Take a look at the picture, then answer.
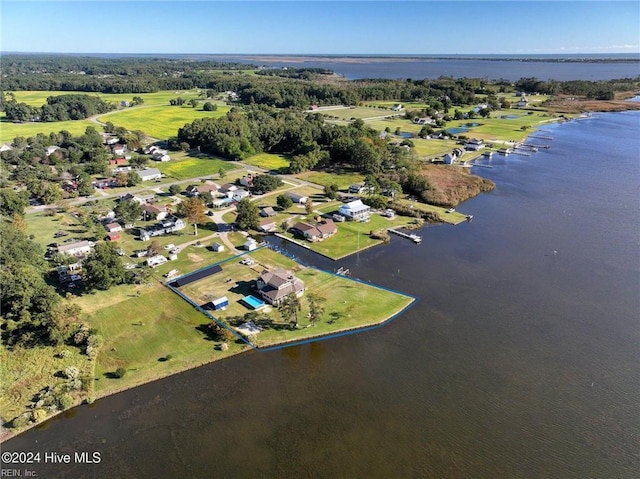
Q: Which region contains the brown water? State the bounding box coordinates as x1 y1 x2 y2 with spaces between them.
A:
4 112 640 478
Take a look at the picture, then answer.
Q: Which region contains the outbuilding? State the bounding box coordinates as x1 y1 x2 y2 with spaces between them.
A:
211 296 229 311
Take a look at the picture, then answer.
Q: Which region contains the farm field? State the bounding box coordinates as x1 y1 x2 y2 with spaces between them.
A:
174 247 415 348
0 118 95 144
96 104 231 140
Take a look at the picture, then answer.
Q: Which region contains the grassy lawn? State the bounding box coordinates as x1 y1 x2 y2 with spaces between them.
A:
155 153 238 180
295 171 365 190
320 106 399 120
393 198 469 225
411 138 461 158
88 283 247 396
95 104 230 139
281 206 416 259
243 153 290 172
174 247 415 348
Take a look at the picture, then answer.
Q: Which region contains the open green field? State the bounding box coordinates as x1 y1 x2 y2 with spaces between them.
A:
10 89 211 108
88 283 247 395
295 171 366 190
0 118 96 144
320 106 401 121
96 104 231 140
410 138 461 158
243 153 290 172
175 247 415 348
155 153 238 180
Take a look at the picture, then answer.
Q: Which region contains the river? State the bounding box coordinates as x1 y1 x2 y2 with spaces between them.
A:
4 111 639 478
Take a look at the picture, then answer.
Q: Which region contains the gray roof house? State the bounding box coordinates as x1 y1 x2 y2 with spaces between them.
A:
137 168 162 181
256 269 305 306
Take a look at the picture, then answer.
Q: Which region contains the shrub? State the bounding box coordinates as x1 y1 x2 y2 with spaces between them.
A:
32 409 47 423
11 413 31 429
58 394 74 410
63 366 79 380
114 368 127 378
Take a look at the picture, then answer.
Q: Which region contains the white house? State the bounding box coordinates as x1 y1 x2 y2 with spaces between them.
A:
391 104 403 111
137 168 162 181
232 188 250 202
338 200 371 222
104 222 123 233
218 183 238 198
516 96 528 108
243 238 258 251
210 242 225 252
146 254 168 268
152 149 171 162
286 192 308 204
57 240 94 257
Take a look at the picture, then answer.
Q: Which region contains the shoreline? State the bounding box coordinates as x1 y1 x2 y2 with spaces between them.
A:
4 107 637 443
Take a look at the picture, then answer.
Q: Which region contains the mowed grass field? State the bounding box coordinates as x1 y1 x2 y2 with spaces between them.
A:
155 152 239 180
0 118 96 144
88 283 247 396
96 104 231 139
176 247 415 348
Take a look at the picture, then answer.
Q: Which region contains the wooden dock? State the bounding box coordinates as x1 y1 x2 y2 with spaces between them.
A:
388 229 422 244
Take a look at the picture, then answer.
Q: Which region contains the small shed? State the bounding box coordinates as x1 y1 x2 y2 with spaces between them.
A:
210 242 225 252
211 296 229 311
106 232 121 241
244 238 258 251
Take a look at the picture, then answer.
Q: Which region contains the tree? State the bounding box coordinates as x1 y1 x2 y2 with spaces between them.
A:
324 183 338 200
0 189 28 217
276 194 293 210
146 240 161 257
278 292 302 328
114 172 128 187
168 184 182 195
114 199 143 225
129 154 149 168
203 102 217 111
179 142 190 152
306 293 326 327
188 99 199 108
126 171 141 187
235 197 259 230
83 242 127 291
304 197 314 215
252 174 283 192
218 168 226 180
177 197 207 235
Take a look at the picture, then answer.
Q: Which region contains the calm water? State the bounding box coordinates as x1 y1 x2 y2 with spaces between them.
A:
5 112 640 478
211 54 640 81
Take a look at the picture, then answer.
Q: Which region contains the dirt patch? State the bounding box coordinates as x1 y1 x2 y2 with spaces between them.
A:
188 253 204 263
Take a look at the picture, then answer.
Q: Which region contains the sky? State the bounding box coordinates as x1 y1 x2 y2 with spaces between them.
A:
1 1 639 55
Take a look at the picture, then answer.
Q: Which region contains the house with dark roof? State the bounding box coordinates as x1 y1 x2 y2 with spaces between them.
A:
143 204 169 221
186 183 219 198
256 269 305 306
260 206 276 217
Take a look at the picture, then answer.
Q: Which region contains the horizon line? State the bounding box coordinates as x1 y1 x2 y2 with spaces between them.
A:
2 51 639 57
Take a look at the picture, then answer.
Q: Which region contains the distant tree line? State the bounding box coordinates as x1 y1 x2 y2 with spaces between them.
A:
515 77 639 100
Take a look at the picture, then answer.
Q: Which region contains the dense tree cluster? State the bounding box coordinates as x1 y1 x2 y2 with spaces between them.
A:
514 77 638 100
0 223 69 347
3 93 114 122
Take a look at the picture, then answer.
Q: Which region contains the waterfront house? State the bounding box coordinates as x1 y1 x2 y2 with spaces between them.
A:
244 238 258 251
137 168 162 182
256 269 305 306
259 219 278 233
465 138 484 151
292 219 337 242
338 200 371 222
